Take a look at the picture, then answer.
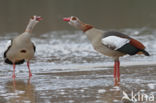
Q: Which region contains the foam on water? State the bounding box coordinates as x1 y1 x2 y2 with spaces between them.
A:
33 29 156 66
0 28 156 66
0 28 155 75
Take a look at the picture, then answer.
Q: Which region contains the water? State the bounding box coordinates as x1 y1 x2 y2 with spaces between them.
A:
0 27 156 103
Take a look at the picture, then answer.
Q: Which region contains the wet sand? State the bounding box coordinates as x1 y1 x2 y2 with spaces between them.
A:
0 64 155 103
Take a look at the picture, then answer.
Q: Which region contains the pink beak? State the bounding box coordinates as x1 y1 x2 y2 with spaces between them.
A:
63 17 71 21
36 16 43 21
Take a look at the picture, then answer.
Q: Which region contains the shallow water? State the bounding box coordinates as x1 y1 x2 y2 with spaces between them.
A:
0 28 156 103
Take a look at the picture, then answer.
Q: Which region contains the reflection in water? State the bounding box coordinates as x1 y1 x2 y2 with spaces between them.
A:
5 78 36 103
0 97 7 103
99 86 121 103
0 64 155 103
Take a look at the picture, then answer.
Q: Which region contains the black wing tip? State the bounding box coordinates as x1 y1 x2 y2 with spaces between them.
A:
4 58 25 65
4 58 13 64
142 50 150 56
117 43 139 55
32 42 36 52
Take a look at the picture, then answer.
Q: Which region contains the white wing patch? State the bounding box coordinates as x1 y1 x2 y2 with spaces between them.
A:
102 36 130 50
4 40 12 51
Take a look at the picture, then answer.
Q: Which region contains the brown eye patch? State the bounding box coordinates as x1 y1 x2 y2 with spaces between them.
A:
31 16 34 19
72 17 77 20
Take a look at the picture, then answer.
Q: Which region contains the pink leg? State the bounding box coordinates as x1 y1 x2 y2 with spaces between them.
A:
12 64 16 79
27 61 32 77
114 58 120 86
116 60 120 82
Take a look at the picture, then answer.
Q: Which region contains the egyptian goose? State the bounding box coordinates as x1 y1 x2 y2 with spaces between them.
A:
4 15 42 78
63 16 150 86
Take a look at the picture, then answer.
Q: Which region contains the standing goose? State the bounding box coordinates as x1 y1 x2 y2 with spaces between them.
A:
4 15 42 78
63 16 150 86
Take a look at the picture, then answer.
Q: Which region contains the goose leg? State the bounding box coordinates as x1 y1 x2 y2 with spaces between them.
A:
27 61 32 77
12 64 16 79
116 60 120 82
114 58 120 86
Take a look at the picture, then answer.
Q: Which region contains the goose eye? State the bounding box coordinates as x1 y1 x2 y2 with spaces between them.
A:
72 17 77 20
31 16 34 19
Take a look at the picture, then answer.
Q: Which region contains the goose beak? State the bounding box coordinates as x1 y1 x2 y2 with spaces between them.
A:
63 17 71 22
36 16 43 21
